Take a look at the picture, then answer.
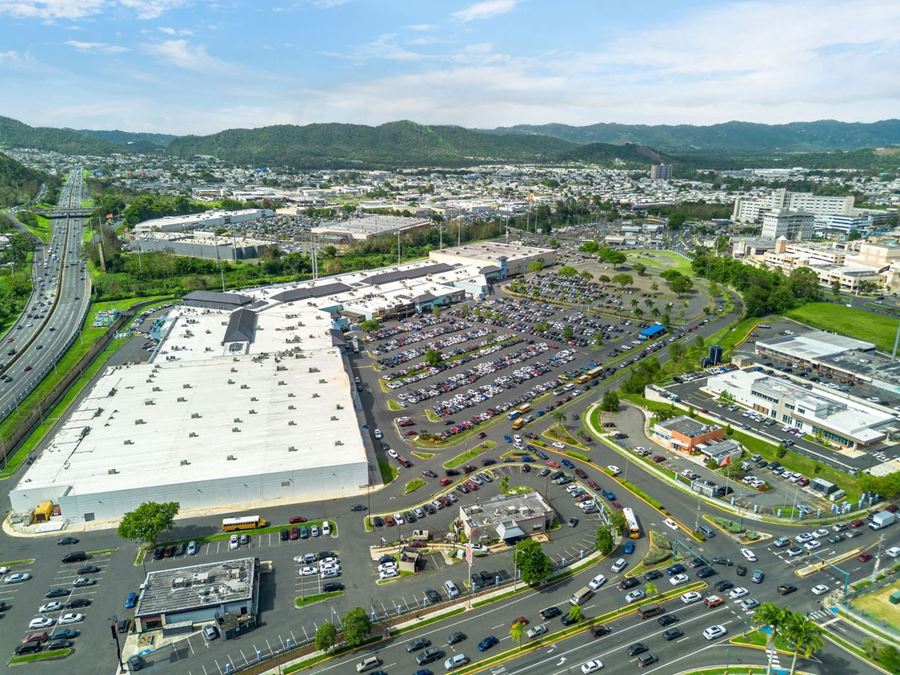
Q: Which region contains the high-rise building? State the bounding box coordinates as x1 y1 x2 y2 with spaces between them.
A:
760 209 814 240
732 188 855 224
650 164 672 180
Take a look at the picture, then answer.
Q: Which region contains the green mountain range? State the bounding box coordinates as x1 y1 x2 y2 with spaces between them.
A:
76 129 177 152
166 120 662 168
490 119 900 153
0 115 120 155
0 152 46 207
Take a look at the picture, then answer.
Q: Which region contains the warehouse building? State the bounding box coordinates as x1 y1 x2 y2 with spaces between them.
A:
131 230 274 260
704 369 897 450
132 209 273 234
133 557 259 637
428 241 557 278
11 247 553 525
311 215 431 243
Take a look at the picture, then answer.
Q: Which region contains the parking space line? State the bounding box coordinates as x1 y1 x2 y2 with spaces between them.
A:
239 649 248 666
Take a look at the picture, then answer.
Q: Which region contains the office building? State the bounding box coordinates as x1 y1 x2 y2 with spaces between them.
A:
652 416 724 452
732 189 855 224
761 210 814 241
650 164 673 180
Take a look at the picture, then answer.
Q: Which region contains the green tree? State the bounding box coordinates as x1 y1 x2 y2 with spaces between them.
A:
611 273 633 289
600 390 620 412
593 332 603 347
341 607 372 647
562 326 574 340
705 457 719 470
858 471 900 500
315 621 338 653
558 265 578 277
598 274 611 284
776 444 787 459
566 604 582 623
609 510 627 537
359 319 381 333
424 348 443 367
644 581 658 597
831 279 842 298
784 613 824 675
515 539 553 586
499 474 510 494
876 645 900 673
633 262 647 275
117 501 180 547
753 603 792 674
594 525 614 555
527 259 544 273
510 619 526 648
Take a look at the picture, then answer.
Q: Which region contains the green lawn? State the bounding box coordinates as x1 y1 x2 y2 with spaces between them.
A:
378 457 398 484
8 647 72 664
624 249 693 276
786 302 898 352
849 580 900 627
294 590 344 608
404 478 426 494
21 213 52 242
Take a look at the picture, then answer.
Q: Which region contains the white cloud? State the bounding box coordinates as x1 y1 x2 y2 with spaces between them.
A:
65 40 129 53
324 33 424 63
159 26 193 35
145 39 230 72
405 23 435 32
0 0 186 20
452 0 517 23
310 0 350 7
0 49 49 72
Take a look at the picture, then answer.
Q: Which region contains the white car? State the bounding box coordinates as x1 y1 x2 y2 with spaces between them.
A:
322 522 331 536
607 465 621 476
393 513 405 526
0 566 9 576
811 584 829 596
669 573 689 586
795 532 814 544
611 558 628 573
703 624 728 640
229 535 239 550
581 659 604 673
886 546 900 558
5 572 31 584
387 448 398 459
320 562 341 572
813 528 829 539
319 556 339 566
681 591 702 604
740 548 757 562
803 540 821 552
299 566 319 576
373 429 383 440
526 624 548 639
740 598 760 611
624 590 645 603
379 569 399 580
57 613 84 625
552 442 566 449
39 602 64 613
29 616 55 629
588 574 607 590
663 518 678 531
728 587 748 599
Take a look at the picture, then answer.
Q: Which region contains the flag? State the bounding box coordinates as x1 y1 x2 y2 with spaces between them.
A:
465 543 473 566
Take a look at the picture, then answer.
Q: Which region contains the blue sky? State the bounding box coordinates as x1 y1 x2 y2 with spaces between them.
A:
0 0 897 134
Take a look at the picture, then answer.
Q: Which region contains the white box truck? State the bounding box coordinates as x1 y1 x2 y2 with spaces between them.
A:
869 511 896 530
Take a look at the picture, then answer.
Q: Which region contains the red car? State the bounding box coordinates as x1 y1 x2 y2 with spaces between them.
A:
652 455 666 463
587 480 600 490
289 527 299 540
462 465 477 474
857 552 873 563
884 504 898 513
289 516 307 524
546 460 561 468
512 616 529 626
849 519 865 528
384 515 395 527
439 478 453 486
575 468 588 479
477 432 487 439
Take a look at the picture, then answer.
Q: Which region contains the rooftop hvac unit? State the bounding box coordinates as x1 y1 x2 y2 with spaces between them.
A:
308 367 320 373
312 392 320 398
152 386 161 392
278 381 286 386
288 420 296 426
330 415 338 421
232 427 241 433
231 367 237 373
249 410 257 415
183 383 192 389
336 404 343 410
288 446 297 452
123 440 134 445
288 392 295 398
191 413 201 419
108 468 119 474
318 378 326 384
288 404 295 410
334 440 343 446
134 419 145 425
189 432 198 438
251 396 258 402
233 417 242 423
228 379 235 384
180 460 191 466
177 397 186 402
240 384 249 390
227 454 237 461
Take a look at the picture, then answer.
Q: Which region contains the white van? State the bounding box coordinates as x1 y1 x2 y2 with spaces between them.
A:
443 580 460 599
570 586 594 606
356 655 382 672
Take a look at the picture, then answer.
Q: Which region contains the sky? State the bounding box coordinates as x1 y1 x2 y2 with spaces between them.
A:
0 0 898 135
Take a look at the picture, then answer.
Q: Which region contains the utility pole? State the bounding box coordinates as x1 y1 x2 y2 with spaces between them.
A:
871 533 885 583
439 221 443 250
397 230 401 265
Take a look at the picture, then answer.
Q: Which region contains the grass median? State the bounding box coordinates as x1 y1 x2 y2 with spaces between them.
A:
294 590 344 608
442 441 495 469
404 479 426 494
8 647 72 665
378 458 398 484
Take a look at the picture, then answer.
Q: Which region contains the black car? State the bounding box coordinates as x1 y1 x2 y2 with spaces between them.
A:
539 606 561 620
778 584 797 595
50 628 79 640
736 565 747 577
447 631 466 645
637 653 659 667
117 618 131 634
712 556 733 566
47 638 74 650
619 577 640 590
628 643 648 657
666 563 686 576
372 516 384 527
57 537 79 545
687 557 706 569
407 637 431 652
77 565 101 575
317 551 335 561
444 469 460 477
322 582 344 593
279 529 290 541
481 458 497 466
350 504 367 512
696 566 716 579
152 547 165 560
643 570 663 581
657 614 679 626
561 612 579 626
662 628 684 641
714 580 734 592
66 598 91 609
591 625 611 638
416 646 444 666
425 589 441 605
45 588 71 598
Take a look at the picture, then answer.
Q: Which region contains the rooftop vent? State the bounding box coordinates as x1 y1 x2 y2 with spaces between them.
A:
189 432 198 438
134 419 145 425
123 440 134 445
177 397 186 402
191 412 201 419
227 454 237 461
180 459 191 466
108 468 119 475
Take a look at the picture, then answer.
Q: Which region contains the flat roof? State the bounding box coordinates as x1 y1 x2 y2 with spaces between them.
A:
429 241 555 263
461 492 552 530
756 330 874 360
136 557 256 617
655 415 719 438
183 290 253 307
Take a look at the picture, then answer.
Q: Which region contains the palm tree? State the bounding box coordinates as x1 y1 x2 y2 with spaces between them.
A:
509 619 525 648
644 581 658 597
753 603 792 675
551 411 566 437
567 604 582 623
784 614 824 675
630 298 639 309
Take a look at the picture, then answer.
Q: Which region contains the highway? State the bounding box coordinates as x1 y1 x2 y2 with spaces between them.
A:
0 170 91 427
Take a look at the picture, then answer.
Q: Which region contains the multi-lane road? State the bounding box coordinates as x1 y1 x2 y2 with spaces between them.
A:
0 170 91 426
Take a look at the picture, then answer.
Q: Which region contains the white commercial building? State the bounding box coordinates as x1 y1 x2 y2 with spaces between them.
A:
311 215 431 242
10 245 546 525
732 189 855 224
704 369 897 450
428 241 557 278
132 209 274 234
760 210 814 241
